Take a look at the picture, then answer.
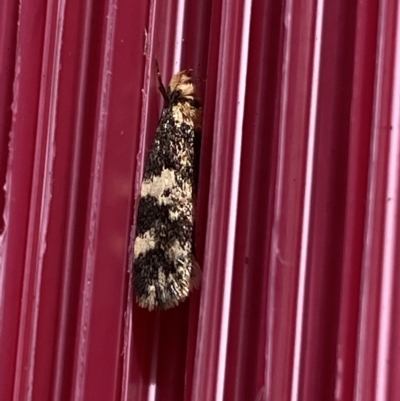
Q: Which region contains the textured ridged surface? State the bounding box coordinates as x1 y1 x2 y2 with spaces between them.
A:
0 0 399 400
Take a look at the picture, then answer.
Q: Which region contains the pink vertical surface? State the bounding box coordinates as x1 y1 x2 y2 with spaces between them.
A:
1 0 399 400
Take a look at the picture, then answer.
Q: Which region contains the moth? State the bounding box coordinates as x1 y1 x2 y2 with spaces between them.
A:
133 62 202 310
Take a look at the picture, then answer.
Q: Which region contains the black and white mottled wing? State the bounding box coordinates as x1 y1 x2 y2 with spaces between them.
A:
133 69 202 310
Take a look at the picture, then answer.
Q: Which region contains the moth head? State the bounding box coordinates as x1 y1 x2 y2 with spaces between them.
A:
168 70 201 106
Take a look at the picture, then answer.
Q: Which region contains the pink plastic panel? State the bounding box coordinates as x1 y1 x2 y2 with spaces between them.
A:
1 0 399 400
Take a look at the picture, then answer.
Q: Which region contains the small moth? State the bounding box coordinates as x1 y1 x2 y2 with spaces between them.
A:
133 62 202 310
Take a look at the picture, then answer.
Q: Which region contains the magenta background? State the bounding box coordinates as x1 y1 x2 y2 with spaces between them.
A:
1 0 399 400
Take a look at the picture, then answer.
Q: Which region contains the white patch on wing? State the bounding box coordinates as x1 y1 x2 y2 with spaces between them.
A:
140 169 180 205
134 230 156 258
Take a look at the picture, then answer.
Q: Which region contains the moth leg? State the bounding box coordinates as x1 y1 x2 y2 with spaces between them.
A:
155 58 169 105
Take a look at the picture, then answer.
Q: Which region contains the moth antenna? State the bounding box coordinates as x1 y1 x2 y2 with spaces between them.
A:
154 58 168 105
191 75 206 83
